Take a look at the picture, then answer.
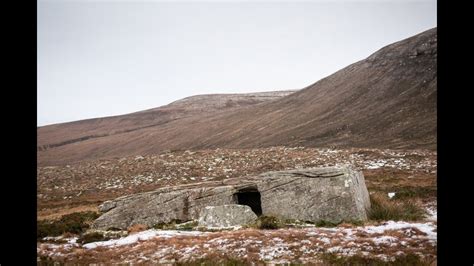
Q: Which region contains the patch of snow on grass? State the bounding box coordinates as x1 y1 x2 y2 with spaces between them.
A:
372 236 398 246
208 238 229 245
259 243 292 262
83 230 207 249
318 237 331 244
365 160 386 169
42 236 64 241
425 207 437 221
327 246 358 256
362 221 437 240
67 237 78 244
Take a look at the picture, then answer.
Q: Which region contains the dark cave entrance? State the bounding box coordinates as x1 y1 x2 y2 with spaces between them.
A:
234 187 262 216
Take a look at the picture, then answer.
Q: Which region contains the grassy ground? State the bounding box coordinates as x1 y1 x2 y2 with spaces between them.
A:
37 147 436 213
37 148 437 264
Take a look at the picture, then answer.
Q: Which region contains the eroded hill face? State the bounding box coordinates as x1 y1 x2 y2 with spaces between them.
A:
38 28 436 166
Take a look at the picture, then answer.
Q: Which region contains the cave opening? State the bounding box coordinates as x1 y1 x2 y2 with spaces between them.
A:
234 188 262 216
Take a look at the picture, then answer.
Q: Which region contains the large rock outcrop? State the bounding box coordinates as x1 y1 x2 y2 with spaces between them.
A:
92 166 370 230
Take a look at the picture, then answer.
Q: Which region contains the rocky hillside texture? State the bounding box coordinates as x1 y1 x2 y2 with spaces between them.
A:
91 166 370 230
38 28 436 167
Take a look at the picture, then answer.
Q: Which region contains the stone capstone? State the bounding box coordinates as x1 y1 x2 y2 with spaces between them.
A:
198 204 258 228
92 166 370 230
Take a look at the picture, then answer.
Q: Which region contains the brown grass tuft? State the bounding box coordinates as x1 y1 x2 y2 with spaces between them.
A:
368 193 427 221
127 224 149 233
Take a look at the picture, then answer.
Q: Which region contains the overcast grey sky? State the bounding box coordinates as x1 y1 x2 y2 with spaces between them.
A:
37 0 436 126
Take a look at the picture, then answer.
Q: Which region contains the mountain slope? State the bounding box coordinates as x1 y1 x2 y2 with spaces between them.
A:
38 28 436 166
37 90 296 151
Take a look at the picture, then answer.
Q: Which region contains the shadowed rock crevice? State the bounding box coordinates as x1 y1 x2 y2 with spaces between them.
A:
234 189 262 216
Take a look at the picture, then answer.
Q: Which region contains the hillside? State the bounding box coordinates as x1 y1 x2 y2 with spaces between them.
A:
37 91 295 152
38 28 436 166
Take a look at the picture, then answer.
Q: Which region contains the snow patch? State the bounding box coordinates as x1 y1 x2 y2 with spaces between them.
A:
365 160 386 169
372 236 398 246
362 221 437 240
83 230 207 249
425 206 437 221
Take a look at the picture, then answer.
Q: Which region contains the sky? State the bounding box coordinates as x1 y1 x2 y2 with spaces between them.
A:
37 0 437 126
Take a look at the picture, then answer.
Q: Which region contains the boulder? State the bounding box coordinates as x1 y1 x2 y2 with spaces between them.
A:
92 166 370 230
198 204 258 228
92 185 236 230
256 167 370 223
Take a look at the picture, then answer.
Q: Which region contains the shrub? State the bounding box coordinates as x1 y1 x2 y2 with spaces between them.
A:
127 224 148 233
400 201 429 221
393 186 437 199
368 194 427 221
37 211 100 240
77 232 110 244
176 221 198 231
38 255 63 266
153 219 185 230
315 220 340 227
345 220 365 226
152 220 197 231
313 219 364 228
176 256 249 266
255 216 281 229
